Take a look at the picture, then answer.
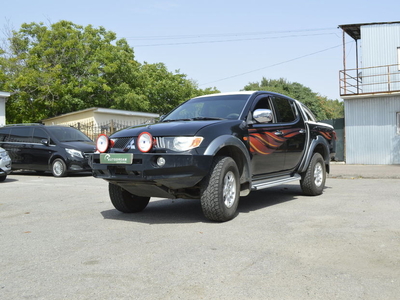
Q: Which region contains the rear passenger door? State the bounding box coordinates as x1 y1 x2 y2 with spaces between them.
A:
7 127 33 169
270 96 306 171
29 128 53 171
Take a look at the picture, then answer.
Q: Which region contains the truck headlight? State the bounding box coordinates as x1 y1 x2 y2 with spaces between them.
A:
163 136 203 152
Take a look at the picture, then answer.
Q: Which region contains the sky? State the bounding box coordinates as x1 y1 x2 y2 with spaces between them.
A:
1 0 400 101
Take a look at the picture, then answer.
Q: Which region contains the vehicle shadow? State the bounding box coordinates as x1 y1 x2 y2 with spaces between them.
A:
101 184 302 225
10 170 92 177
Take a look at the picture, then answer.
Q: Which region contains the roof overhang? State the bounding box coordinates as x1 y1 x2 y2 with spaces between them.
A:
42 107 159 122
0 91 11 98
338 21 400 40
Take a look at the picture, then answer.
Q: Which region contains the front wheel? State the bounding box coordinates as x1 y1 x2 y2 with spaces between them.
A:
300 152 326 196
109 183 150 213
0 175 6 182
200 156 240 222
52 158 67 177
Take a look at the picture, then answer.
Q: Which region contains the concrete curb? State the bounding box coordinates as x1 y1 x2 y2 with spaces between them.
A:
328 163 400 179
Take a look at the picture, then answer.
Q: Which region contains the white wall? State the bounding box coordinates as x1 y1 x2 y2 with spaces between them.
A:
0 97 6 126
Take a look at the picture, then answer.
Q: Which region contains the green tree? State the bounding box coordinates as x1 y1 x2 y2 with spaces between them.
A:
243 77 343 120
0 21 217 123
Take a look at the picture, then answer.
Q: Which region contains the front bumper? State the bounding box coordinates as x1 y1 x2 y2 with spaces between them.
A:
65 154 93 173
0 157 12 176
90 152 213 193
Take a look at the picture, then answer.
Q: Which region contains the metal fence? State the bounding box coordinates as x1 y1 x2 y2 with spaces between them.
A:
67 119 157 140
321 118 345 162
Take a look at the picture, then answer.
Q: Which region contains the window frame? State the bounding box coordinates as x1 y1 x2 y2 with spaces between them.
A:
397 112 400 135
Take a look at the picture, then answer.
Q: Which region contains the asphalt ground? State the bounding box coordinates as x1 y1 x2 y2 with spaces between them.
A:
1 166 399 300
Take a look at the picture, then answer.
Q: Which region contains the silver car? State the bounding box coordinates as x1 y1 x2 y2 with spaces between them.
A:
0 147 12 182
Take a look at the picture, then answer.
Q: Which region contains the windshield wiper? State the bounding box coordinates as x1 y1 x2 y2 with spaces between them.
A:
161 118 192 122
162 117 224 122
190 117 224 120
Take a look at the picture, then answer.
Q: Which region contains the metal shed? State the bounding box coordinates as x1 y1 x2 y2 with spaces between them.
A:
339 21 400 164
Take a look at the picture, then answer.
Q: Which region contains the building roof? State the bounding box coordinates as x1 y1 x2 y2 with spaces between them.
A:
42 107 159 122
339 21 400 40
0 91 11 98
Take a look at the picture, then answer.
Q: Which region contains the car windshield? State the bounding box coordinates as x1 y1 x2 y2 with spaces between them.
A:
162 94 250 122
47 127 92 142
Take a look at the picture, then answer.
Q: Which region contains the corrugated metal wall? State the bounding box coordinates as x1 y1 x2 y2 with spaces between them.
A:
361 23 400 93
345 95 400 164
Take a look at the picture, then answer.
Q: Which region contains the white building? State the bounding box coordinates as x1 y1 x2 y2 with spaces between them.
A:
0 91 11 126
339 21 400 164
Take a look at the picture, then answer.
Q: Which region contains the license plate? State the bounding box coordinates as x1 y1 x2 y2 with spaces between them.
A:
100 153 133 164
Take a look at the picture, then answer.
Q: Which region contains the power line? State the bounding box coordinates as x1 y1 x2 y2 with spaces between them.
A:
125 27 336 41
199 43 345 86
133 32 338 47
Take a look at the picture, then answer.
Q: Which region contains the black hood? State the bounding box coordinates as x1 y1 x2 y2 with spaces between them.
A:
111 120 222 138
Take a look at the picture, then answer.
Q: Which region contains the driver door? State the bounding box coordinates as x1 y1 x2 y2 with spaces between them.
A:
249 96 286 176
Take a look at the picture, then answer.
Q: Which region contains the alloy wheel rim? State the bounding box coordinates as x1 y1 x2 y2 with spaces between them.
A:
314 162 323 187
54 161 63 176
223 171 236 208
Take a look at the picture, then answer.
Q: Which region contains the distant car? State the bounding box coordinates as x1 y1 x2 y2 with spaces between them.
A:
0 147 12 182
0 124 96 177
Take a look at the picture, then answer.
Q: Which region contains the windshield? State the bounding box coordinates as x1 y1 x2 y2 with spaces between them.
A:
47 127 92 142
162 94 250 122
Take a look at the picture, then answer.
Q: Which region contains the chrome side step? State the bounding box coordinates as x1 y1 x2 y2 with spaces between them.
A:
251 174 301 191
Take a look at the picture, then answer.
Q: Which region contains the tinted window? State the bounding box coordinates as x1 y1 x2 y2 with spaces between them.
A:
46 127 92 142
272 97 297 123
9 127 33 143
32 128 49 143
253 97 271 110
0 128 11 142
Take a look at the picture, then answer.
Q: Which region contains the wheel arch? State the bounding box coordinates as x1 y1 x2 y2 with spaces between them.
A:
49 154 66 169
203 135 252 185
299 136 331 174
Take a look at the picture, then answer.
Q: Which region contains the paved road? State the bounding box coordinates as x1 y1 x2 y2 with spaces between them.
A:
1 172 399 299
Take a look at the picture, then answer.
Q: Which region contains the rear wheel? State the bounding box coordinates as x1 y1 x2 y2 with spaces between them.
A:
300 152 326 196
52 158 67 177
109 183 150 213
200 156 240 222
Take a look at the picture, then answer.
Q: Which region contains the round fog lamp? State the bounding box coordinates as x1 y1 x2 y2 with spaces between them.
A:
157 157 166 167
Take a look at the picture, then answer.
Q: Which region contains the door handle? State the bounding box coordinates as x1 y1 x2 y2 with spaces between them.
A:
299 129 305 134
274 131 283 136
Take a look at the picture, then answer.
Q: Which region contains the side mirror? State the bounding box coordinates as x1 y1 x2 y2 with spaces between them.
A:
253 109 273 123
41 139 49 146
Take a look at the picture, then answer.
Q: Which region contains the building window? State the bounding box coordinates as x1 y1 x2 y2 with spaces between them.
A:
397 112 400 135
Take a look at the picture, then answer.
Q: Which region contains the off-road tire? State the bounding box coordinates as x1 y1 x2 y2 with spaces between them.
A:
300 152 326 196
109 183 150 213
200 156 240 222
52 158 67 177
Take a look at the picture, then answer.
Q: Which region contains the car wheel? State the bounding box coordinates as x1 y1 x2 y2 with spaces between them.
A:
300 152 326 196
200 156 240 222
109 183 150 213
52 158 67 177
0 175 6 182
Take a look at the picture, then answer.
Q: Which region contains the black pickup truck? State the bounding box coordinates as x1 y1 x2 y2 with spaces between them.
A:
90 91 336 221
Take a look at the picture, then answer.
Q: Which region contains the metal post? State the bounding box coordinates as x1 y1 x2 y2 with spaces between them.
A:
356 40 359 94
342 30 347 95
